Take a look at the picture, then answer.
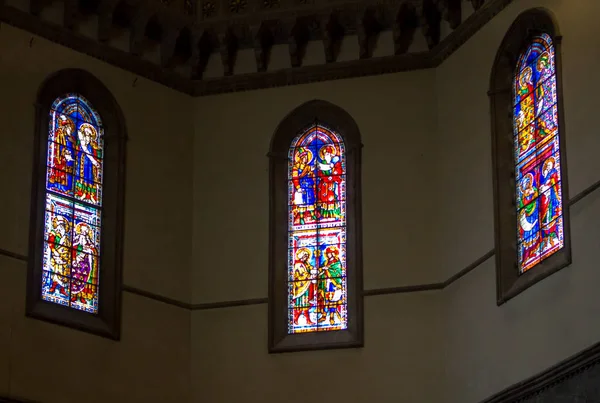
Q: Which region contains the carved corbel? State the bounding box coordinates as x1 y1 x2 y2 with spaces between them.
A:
420 0 442 50
320 14 343 64
63 0 78 30
129 6 154 56
161 22 186 68
393 2 418 55
441 0 462 29
356 12 368 59
250 23 274 73
470 0 485 11
288 26 300 68
98 0 120 43
29 0 53 16
285 17 309 68
183 0 195 16
190 28 210 79
218 28 238 76
198 30 217 79
357 6 383 60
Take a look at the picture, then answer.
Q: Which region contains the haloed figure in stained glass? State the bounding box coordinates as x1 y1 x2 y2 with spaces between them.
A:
42 94 103 314
75 123 102 204
514 33 564 272
317 145 343 220
291 248 317 326
46 215 72 297
291 148 316 225
47 115 76 193
518 171 540 264
288 124 347 334
539 157 561 249
71 223 98 304
317 246 344 326
516 66 535 155
535 52 552 109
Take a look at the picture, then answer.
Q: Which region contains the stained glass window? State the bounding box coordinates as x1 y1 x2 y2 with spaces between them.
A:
42 93 104 314
514 34 564 273
287 123 347 334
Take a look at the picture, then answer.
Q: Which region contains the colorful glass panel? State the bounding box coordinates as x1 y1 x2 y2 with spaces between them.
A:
42 94 103 313
514 34 564 273
287 124 347 333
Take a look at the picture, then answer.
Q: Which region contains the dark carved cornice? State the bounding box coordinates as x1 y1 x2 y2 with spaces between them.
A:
481 342 600 403
0 0 514 96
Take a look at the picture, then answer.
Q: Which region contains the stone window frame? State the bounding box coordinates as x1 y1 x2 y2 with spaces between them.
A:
489 8 571 305
27 69 127 339
268 100 364 353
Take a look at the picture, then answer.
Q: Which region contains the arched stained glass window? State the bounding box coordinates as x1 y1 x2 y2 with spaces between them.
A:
288 123 347 333
269 100 363 352
28 69 126 338
514 34 564 273
43 94 104 313
491 9 571 304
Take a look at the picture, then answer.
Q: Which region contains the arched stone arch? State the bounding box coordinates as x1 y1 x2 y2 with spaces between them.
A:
268 100 363 353
27 68 127 339
489 8 571 305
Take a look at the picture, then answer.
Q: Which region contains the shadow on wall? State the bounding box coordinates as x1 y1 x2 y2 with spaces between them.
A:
483 340 600 402
520 362 600 402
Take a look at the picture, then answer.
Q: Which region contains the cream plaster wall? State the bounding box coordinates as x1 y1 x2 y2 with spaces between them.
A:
191 291 442 403
192 69 439 302
191 68 443 402
1 0 599 402
192 1 600 403
436 0 600 402
0 24 192 403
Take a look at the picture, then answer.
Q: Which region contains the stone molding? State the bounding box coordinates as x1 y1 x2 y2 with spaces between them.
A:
0 0 514 95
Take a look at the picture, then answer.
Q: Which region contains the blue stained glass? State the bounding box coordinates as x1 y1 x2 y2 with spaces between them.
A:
42 94 103 314
287 124 348 333
513 34 564 273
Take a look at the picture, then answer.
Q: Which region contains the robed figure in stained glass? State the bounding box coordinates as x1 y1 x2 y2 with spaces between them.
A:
539 157 561 251
71 223 98 306
46 215 72 299
47 115 76 193
291 248 317 326
514 33 564 272
317 145 343 220
291 148 316 225
515 66 535 157
42 94 104 314
317 246 344 326
287 124 348 334
74 123 102 204
534 52 552 115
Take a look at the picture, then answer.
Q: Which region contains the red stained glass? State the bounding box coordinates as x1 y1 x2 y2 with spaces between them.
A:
42 94 102 313
514 34 564 273
287 124 348 333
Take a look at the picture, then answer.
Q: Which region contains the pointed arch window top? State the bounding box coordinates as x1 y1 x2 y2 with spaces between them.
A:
490 9 571 304
515 33 554 75
28 69 126 339
47 94 104 205
287 123 348 334
288 123 347 232
513 34 563 273
268 100 363 352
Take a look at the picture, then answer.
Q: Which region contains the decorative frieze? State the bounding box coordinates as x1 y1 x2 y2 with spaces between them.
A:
1 0 509 95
